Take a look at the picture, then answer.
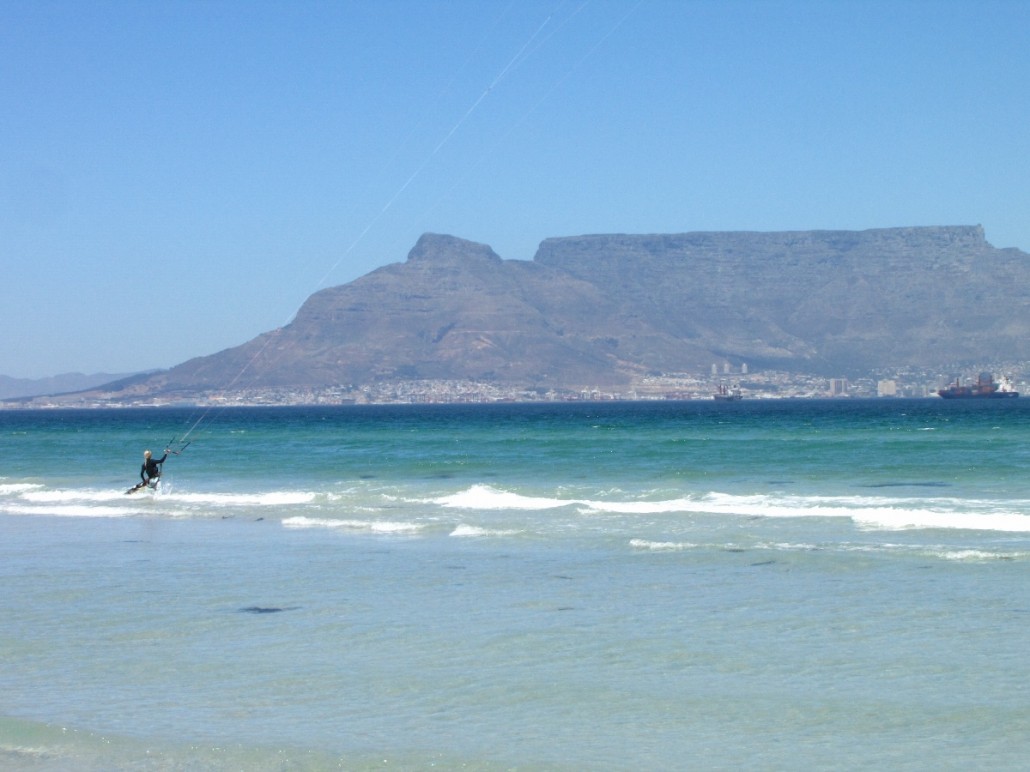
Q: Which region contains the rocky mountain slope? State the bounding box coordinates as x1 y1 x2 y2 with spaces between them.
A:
86 226 1030 398
535 225 1030 374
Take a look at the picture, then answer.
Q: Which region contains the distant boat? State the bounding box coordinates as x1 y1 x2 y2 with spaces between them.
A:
714 383 743 401
938 372 1018 399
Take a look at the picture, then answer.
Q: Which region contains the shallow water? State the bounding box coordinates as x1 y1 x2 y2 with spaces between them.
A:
1 401 1028 768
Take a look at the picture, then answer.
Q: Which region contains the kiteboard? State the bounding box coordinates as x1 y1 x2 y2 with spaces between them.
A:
125 479 160 495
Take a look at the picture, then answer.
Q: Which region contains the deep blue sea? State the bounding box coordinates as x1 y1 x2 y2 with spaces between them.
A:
1 400 1028 770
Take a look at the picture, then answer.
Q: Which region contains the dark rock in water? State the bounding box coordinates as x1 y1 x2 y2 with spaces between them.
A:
239 606 298 614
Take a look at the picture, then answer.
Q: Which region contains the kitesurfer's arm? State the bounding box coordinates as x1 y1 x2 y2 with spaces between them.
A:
140 463 148 483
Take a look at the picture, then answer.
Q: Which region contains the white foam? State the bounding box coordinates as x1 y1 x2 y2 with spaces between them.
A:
5 503 140 518
629 539 698 552
629 538 1027 562
0 483 42 495
450 524 522 538
753 541 821 552
624 491 1030 533
23 489 128 503
874 543 1027 561
171 491 316 507
434 485 1030 534
17 487 316 510
581 497 700 514
282 516 424 534
936 549 1019 562
434 484 581 510
851 508 1030 533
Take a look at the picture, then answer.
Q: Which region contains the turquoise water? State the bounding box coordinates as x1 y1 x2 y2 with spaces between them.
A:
1 401 1028 769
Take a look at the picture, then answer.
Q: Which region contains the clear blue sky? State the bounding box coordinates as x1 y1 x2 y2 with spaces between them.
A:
2 0 1028 379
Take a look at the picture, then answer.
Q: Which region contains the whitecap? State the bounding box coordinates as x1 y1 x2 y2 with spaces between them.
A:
434 484 581 511
0 482 43 495
936 549 1018 562
629 539 697 552
581 497 699 514
6 503 140 518
23 489 127 503
282 516 424 534
431 485 1030 534
851 508 1030 533
450 524 522 538
170 491 316 507
690 492 1030 533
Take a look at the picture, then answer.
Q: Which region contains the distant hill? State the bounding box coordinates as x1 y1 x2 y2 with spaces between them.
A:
38 226 1030 401
0 372 138 400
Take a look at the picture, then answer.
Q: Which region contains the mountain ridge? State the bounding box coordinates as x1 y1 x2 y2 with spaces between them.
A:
15 226 1030 402
0 372 141 400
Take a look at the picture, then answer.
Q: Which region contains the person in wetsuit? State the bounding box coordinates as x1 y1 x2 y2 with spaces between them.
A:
141 449 168 487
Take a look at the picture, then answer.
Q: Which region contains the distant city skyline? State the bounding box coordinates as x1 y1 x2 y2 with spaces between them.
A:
3 0 1029 378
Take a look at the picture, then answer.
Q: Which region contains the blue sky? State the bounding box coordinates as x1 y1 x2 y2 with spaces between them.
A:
2 0 1028 379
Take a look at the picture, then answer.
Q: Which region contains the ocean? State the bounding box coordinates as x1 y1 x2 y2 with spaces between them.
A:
1 400 1028 770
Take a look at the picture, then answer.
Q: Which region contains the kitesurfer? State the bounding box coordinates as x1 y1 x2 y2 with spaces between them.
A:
140 449 167 488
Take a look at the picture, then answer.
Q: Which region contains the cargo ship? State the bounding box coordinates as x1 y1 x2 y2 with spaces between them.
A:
937 372 1018 399
713 383 743 401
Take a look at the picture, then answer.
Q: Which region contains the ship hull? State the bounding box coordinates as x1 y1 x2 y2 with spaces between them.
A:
938 391 1019 399
937 372 1018 399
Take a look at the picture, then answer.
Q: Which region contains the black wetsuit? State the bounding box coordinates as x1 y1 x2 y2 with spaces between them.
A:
141 453 167 485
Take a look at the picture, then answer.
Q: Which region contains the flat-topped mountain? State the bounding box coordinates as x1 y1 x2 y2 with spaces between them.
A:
90 226 1030 398
534 225 1028 375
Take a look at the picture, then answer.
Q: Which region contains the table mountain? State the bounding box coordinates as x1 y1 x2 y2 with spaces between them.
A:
104 226 1030 397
